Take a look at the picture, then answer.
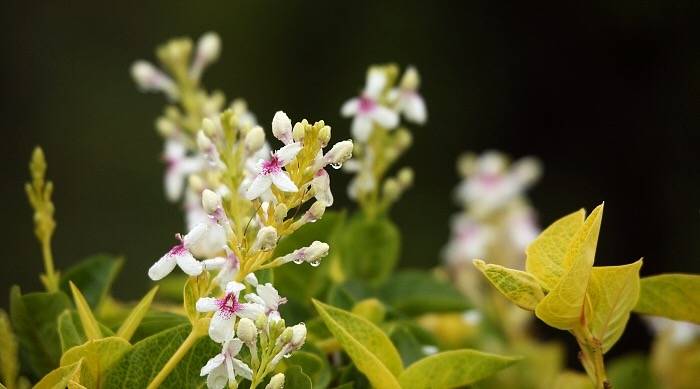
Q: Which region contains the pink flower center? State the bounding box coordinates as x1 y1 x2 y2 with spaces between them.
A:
261 155 282 175
358 96 376 113
169 243 187 256
478 173 503 188
217 293 239 318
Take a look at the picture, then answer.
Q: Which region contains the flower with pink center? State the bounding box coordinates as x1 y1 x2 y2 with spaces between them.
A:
245 142 302 200
163 139 204 202
245 283 288 323
200 338 253 389
196 281 264 343
341 69 399 142
148 233 203 280
443 216 493 266
388 66 427 124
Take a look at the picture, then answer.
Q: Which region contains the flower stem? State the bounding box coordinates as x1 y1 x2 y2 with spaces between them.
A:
40 239 59 293
147 325 206 389
573 327 610 389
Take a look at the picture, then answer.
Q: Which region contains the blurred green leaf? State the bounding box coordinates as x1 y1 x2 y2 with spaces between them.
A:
397 350 520 389
389 324 425 366
59 254 123 309
326 284 356 311
115 286 158 342
607 354 656 389
9 286 71 378
285 350 330 389
129 311 189 343
312 299 402 389
553 371 594 389
0 309 19 389
284 365 312 389
633 273 700 323
103 324 218 388
337 214 400 285
378 270 470 316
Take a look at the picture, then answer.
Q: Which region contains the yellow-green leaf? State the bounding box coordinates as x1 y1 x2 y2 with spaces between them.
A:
183 273 209 324
536 204 604 329
585 260 643 353
312 299 402 389
69 282 102 340
115 286 158 342
553 371 594 389
633 273 700 324
473 259 545 310
0 310 19 389
397 349 520 389
34 359 84 389
526 209 585 290
60 337 131 388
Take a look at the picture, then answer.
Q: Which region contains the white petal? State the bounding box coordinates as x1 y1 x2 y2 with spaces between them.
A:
257 283 282 308
404 94 427 124
236 303 264 320
275 142 302 166
202 257 226 270
224 338 244 357
245 273 258 287
340 98 359 116
312 170 333 206
351 115 373 142
231 358 253 380
268 311 282 323
270 171 298 192
225 281 246 296
244 293 265 306
200 353 225 376
205 363 228 389
176 250 203 276
184 222 227 259
245 174 272 200
272 111 293 144
209 311 236 343
371 106 399 129
196 297 219 313
147 251 177 280
164 169 185 202
365 69 387 99
164 139 186 159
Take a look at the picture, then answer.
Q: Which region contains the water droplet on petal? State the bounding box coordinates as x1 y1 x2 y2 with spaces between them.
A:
283 353 292 359
293 258 304 264
330 162 342 170
309 260 320 267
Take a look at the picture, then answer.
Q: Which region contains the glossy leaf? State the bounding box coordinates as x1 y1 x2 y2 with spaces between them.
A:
284 366 312 389
633 273 700 324
116 286 159 341
378 270 470 316
337 214 400 285
473 260 544 310
397 349 519 389
33 359 85 389
129 312 189 343
585 260 643 353
312 299 402 389
60 337 131 388
69 282 102 340
9 286 71 377
526 209 585 290
536 204 603 329
59 254 123 309
183 272 210 324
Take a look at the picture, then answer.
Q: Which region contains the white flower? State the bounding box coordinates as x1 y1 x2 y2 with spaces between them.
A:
245 143 302 200
272 111 294 145
163 139 204 202
508 209 539 251
184 189 209 231
148 232 203 280
343 151 376 199
131 60 178 99
341 69 399 142
204 247 240 290
245 283 288 323
443 216 492 266
196 281 265 343
388 66 427 124
200 338 253 389
184 219 227 259
312 140 354 171
265 373 285 389
252 226 278 252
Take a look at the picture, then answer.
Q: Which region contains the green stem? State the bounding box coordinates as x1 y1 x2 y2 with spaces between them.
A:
41 239 59 293
147 327 205 389
573 328 610 389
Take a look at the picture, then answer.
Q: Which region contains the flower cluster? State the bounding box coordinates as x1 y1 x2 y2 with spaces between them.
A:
443 151 541 304
340 64 426 217
133 33 352 388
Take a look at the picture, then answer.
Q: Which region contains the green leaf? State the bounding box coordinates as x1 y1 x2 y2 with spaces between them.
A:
284 366 312 389
397 350 519 389
526 209 585 290
69 282 102 340
0 309 19 389
378 270 470 316
60 337 131 388
129 312 189 343
607 354 656 389
337 214 400 285
183 272 210 324
536 204 604 330
9 286 71 377
274 212 345 303
473 260 544 310
116 286 159 342
103 324 218 388
389 324 426 366
285 350 331 389
311 299 402 389
326 285 357 311
60 254 123 309
633 273 700 323
33 359 85 389
57 310 83 353
585 260 643 353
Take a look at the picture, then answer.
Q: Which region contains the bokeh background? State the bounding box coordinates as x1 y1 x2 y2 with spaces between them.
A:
2 0 699 369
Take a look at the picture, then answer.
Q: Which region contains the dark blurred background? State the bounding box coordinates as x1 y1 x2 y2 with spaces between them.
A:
2 0 699 366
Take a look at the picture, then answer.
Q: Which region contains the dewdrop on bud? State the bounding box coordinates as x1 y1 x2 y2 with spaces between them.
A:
156 117 176 137
196 32 221 64
253 226 278 251
237 318 257 344
196 131 213 152
318 126 331 147
383 178 401 201
398 168 414 187
245 126 266 152
292 122 305 142
324 140 353 169
265 373 285 389
202 118 217 137
201 189 221 214
395 129 413 150
283 241 329 265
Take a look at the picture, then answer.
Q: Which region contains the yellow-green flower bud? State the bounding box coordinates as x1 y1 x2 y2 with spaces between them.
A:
292 122 305 142
237 318 257 344
398 167 414 188
318 125 331 147
202 118 217 137
245 125 266 152
201 189 221 214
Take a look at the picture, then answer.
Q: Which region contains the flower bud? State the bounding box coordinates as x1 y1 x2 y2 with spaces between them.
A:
303 201 326 223
318 125 331 147
290 323 306 348
255 313 267 330
245 125 266 152
253 226 278 252
401 66 420 91
394 129 412 150
272 111 293 144
278 327 293 345
383 178 401 201
265 373 285 389
196 130 213 152
202 118 217 137
282 241 329 265
156 117 176 137
188 175 205 192
397 167 414 188
196 32 221 64
131 60 177 99
237 318 257 344
292 122 305 142
201 189 221 214
323 140 353 168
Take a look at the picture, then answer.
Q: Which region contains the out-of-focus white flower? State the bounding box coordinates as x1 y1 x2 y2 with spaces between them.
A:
461 309 483 326
190 32 221 81
646 317 700 345
231 99 257 128
341 69 399 142
343 151 376 200
388 66 427 124
184 219 227 259
200 338 253 389
163 139 204 202
131 60 178 100
508 209 539 251
245 143 302 200
443 216 493 266
196 281 265 343
245 283 288 323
